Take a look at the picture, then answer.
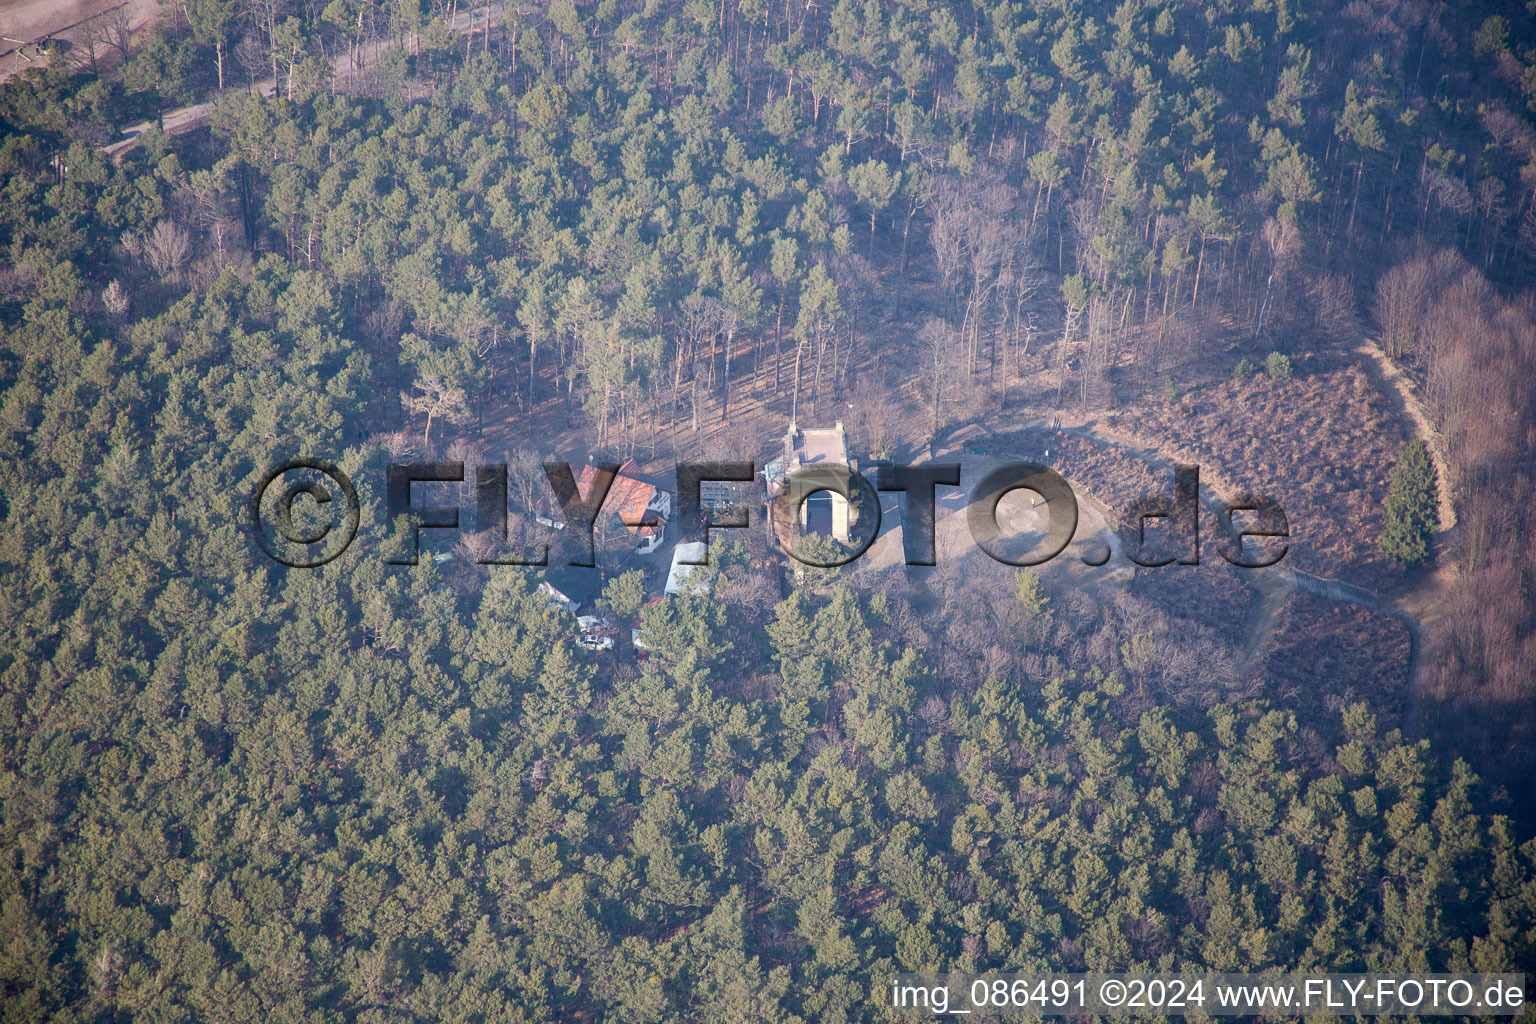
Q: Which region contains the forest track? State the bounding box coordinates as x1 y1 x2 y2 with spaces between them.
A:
1240 572 1290 666
1354 338 1457 531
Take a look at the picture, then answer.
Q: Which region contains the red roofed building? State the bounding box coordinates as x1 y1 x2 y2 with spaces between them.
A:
575 460 672 554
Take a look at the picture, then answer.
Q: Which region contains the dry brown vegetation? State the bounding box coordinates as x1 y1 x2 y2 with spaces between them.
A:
1259 593 1413 727
1127 562 1259 650
1000 428 1167 514
1107 361 1407 590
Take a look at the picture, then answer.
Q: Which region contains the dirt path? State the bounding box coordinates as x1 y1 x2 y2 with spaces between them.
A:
1354 338 1456 531
1239 573 1291 665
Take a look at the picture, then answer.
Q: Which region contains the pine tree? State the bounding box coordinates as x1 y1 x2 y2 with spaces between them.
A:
1379 440 1438 566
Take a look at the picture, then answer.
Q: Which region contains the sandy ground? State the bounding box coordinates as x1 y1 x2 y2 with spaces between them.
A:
857 451 1134 596
0 0 157 82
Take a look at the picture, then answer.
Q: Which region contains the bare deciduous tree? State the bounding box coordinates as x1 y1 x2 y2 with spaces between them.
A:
1253 217 1300 340
446 437 485 505
145 220 192 281
99 5 133 61
919 318 963 441
1375 258 1432 359
371 430 418 460
101 279 129 317
846 383 909 462
927 169 1039 385
506 448 546 515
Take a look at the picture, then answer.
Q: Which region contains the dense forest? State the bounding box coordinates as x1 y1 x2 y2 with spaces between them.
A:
2 0 1536 1018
